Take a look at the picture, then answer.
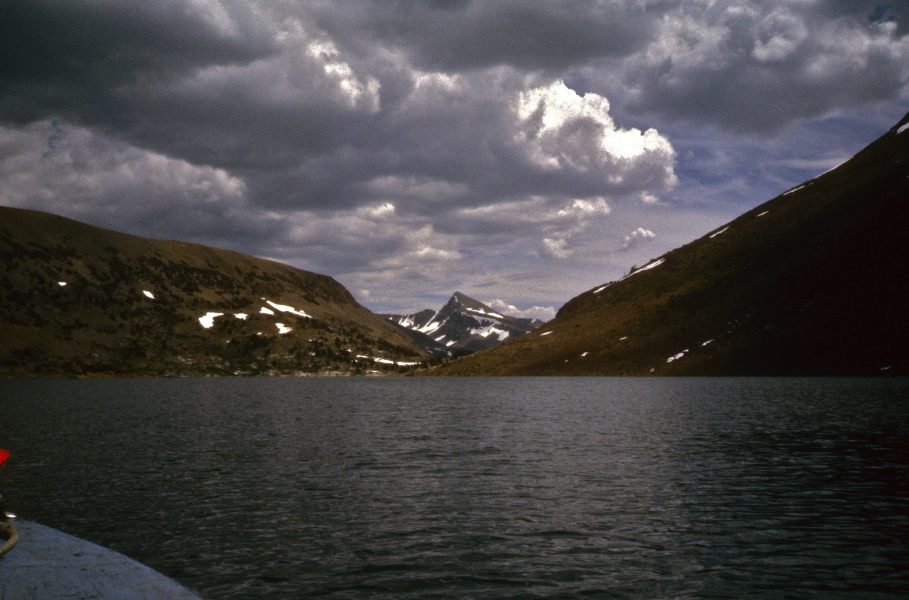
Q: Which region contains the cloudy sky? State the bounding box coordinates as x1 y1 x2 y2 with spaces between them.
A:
2 0 907 319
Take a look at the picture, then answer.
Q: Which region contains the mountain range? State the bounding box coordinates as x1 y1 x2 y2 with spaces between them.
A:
4 111 907 378
426 111 909 376
0 207 426 377
382 292 544 356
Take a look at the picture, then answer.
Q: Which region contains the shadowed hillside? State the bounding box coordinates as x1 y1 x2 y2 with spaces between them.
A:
0 207 426 377
426 112 909 376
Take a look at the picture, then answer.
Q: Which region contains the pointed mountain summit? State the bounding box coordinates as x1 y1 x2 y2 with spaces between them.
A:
0 207 426 377
383 292 544 355
428 111 909 376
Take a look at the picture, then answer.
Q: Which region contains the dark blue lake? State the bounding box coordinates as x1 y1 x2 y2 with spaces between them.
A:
1 377 908 599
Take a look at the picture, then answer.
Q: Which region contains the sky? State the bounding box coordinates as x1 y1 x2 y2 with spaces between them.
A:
1 0 907 320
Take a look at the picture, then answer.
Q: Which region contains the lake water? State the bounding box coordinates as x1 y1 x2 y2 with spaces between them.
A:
1 377 908 599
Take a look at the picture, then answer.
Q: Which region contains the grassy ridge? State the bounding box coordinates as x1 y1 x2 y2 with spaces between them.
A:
0 207 426 377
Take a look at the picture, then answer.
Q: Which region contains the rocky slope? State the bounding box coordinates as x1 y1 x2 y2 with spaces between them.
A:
0 207 427 377
383 292 543 355
426 112 909 376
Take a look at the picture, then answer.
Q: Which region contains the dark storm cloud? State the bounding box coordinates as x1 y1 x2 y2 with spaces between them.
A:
0 0 390 210
0 119 282 250
820 0 906 30
312 0 666 71
1 0 907 314
615 1 909 132
0 0 276 125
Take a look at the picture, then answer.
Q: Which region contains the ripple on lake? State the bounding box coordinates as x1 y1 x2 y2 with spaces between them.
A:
2 377 908 599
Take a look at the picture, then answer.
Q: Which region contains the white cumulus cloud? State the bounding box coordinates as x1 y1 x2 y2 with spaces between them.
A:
487 299 556 322
541 237 572 259
621 227 657 251
515 80 678 192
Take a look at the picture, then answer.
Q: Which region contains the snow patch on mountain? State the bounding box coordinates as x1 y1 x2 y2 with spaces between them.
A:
196 298 311 332
199 312 224 328
709 227 729 238
667 349 688 363
263 299 311 318
783 183 807 196
470 323 511 340
466 307 505 319
356 354 421 367
622 258 665 280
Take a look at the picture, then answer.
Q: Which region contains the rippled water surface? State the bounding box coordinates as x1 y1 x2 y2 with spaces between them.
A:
2 377 908 599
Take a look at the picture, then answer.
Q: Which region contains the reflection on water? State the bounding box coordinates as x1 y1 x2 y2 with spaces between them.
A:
2 377 908 599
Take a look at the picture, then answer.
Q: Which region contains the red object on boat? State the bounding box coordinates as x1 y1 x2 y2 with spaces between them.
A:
0 449 8 466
